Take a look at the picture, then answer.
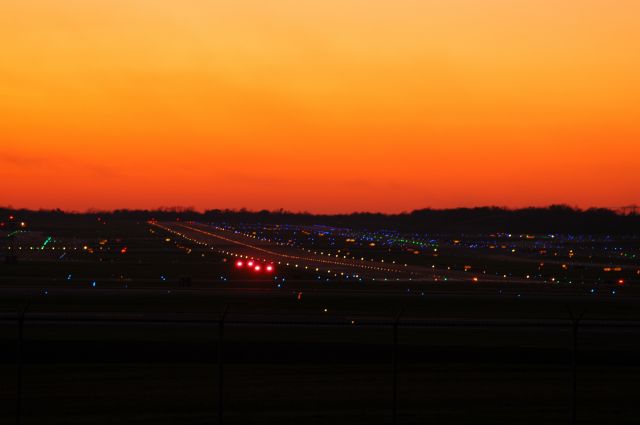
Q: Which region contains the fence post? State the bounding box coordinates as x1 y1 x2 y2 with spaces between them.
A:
567 307 584 425
16 303 29 425
392 310 403 425
219 306 229 425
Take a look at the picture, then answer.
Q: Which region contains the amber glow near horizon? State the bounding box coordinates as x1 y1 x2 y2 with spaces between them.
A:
1 1 639 213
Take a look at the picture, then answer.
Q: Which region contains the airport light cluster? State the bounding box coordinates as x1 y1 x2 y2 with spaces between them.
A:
144 220 639 286
235 259 275 274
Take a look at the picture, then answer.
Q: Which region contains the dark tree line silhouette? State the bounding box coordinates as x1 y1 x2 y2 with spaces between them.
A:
1 205 639 235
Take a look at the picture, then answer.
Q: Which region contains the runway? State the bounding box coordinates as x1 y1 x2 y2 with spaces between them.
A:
152 221 477 282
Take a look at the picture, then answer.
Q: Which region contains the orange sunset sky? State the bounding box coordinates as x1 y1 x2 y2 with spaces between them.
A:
1 0 638 213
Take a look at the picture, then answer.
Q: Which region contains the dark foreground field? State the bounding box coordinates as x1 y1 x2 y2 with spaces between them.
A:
1 282 640 425
1 216 639 424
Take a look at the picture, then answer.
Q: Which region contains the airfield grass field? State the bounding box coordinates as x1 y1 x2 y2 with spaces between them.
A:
1 219 639 424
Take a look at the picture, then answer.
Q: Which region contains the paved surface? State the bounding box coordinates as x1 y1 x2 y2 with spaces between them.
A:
153 221 485 282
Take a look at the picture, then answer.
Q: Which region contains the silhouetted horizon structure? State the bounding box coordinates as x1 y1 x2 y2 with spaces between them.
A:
2 205 639 235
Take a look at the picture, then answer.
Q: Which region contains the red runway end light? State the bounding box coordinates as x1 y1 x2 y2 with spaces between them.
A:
247 261 254 267
266 265 274 272
236 260 244 268
254 265 261 272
